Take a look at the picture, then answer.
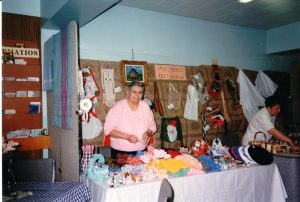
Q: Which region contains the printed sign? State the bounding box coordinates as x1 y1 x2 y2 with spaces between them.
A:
2 46 39 58
155 65 186 80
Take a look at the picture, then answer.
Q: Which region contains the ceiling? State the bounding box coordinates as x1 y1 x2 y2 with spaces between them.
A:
119 0 300 29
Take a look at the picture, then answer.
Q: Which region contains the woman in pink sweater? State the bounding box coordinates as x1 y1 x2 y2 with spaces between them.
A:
104 81 157 159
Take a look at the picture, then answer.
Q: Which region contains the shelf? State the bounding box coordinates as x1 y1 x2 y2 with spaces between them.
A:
2 64 41 77
3 81 41 91
11 136 51 151
3 114 42 136
3 98 42 113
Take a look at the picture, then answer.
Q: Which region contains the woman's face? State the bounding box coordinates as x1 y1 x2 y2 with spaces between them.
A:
128 86 143 104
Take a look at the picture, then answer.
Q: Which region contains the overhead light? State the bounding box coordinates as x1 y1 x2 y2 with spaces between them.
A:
239 0 253 3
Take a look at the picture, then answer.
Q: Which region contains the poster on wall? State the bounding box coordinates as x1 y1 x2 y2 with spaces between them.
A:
120 60 148 85
155 65 186 80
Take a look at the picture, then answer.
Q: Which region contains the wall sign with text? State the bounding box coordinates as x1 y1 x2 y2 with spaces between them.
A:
2 46 39 58
155 64 187 80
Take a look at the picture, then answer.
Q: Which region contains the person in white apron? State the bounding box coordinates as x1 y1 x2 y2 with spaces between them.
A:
242 96 300 151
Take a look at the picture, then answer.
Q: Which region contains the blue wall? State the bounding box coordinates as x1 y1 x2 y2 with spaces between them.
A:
266 21 300 54
2 0 40 17
2 1 299 73
79 5 299 72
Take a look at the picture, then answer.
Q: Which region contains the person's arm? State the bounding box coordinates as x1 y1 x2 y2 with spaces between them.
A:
268 128 299 151
109 129 138 143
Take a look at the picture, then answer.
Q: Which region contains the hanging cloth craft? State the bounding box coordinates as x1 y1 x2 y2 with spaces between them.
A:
160 116 183 148
80 98 93 121
237 69 265 122
192 73 210 104
168 83 181 110
78 69 85 99
208 64 222 99
101 69 115 107
255 71 278 98
225 77 239 105
82 66 100 101
184 84 199 121
82 111 103 140
154 81 165 117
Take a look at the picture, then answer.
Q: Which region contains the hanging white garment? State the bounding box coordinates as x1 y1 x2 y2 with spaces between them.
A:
168 83 181 110
78 69 85 100
255 71 278 98
237 70 265 122
82 113 103 140
101 69 115 107
192 73 209 104
184 84 199 121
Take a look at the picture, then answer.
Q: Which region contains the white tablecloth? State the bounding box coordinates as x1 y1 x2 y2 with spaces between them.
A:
81 163 287 202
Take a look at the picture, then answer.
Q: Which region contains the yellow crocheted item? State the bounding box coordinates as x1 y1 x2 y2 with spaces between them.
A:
149 158 189 173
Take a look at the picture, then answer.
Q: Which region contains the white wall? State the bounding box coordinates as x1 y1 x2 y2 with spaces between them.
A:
79 5 298 72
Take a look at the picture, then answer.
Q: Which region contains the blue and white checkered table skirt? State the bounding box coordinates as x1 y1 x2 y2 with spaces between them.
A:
14 182 91 202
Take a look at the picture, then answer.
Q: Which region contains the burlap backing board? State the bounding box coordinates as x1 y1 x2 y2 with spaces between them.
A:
80 59 290 149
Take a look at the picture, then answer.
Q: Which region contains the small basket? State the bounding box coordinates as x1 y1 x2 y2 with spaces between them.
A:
249 132 267 147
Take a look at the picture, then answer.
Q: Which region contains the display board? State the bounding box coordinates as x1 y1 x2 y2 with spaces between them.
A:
2 39 45 150
2 13 49 155
80 60 252 149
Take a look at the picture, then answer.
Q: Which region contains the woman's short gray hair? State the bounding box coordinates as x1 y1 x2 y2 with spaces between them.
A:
128 80 145 95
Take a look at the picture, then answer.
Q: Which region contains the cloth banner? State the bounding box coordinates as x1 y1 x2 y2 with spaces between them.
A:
255 71 278 98
237 69 265 122
160 116 183 147
45 20 78 129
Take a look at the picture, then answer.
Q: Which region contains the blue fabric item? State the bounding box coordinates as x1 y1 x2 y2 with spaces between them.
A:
199 155 221 172
15 182 91 202
50 20 77 129
43 38 54 90
136 151 145 156
168 168 190 177
86 154 109 182
52 31 63 128
233 146 243 162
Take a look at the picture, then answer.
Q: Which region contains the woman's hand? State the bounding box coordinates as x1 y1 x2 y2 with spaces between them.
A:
141 133 150 145
127 135 138 143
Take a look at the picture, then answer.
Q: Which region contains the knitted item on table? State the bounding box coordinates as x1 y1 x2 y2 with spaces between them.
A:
105 157 121 172
81 145 95 173
157 158 189 173
175 154 203 170
168 168 190 177
126 156 143 165
167 149 182 158
140 166 157 181
121 164 144 173
116 153 129 165
86 154 109 182
198 155 221 172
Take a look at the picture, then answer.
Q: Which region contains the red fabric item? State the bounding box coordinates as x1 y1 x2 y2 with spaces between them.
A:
208 64 222 99
103 135 111 147
167 149 182 158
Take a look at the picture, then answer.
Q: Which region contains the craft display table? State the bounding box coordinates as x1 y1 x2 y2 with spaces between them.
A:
273 154 300 202
81 163 287 202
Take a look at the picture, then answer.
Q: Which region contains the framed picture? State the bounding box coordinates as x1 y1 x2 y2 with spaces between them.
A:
120 60 148 85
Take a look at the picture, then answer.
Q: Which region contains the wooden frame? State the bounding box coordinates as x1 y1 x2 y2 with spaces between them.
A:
120 60 148 85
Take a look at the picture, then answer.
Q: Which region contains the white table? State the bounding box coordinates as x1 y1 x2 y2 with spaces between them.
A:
81 163 287 202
